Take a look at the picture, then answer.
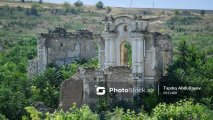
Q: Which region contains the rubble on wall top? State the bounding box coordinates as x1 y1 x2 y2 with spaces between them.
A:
40 27 94 39
75 29 93 36
103 15 149 22
151 32 171 39
49 27 67 34
106 66 131 71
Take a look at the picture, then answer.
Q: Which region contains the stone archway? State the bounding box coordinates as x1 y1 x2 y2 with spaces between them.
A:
120 41 132 66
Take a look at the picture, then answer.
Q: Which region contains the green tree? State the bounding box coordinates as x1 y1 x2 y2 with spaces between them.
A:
161 10 165 15
32 67 64 108
21 0 25 3
32 63 78 108
165 40 213 104
174 10 179 15
96 1 104 9
153 100 211 120
74 0 83 7
63 1 70 12
200 10 206 16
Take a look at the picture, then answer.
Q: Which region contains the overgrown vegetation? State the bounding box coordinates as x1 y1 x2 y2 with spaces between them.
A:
166 16 201 28
23 100 212 120
0 1 212 120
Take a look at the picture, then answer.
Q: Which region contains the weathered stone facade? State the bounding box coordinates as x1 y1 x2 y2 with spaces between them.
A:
98 15 172 87
59 15 173 111
28 28 97 77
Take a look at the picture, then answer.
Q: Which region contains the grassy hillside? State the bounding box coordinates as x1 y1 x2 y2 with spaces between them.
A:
0 1 213 56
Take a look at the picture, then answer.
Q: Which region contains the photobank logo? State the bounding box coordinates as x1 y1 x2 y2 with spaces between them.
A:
95 86 105 95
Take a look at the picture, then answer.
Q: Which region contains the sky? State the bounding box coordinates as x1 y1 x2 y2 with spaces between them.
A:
43 0 213 10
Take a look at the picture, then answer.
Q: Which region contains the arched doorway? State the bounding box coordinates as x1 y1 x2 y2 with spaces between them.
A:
120 41 132 66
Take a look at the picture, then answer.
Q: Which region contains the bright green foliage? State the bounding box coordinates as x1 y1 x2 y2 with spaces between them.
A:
60 63 79 79
0 36 36 119
152 100 211 120
0 114 7 120
24 101 212 120
105 107 151 120
167 41 213 103
124 42 132 66
82 57 99 68
24 107 42 120
24 104 99 120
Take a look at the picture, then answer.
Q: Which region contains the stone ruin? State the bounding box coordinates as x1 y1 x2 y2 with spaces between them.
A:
27 27 97 77
58 15 173 111
27 15 172 111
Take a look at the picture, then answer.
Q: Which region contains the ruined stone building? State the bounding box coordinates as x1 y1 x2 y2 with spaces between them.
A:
27 14 173 111
59 15 173 111
28 28 97 76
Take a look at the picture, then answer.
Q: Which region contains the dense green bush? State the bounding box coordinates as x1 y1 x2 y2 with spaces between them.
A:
24 104 99 120
24 101 212 120
23 107 42 120
167 16 201 27
159 40 213 110
152 100 211 120
32 63 78 108
32 58 98 109
105 107 150 120
74 0 83 7
0 36 36 120
0 113 7 120
96 1 104 9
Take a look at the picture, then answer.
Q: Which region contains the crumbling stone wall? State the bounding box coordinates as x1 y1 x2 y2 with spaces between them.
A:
59 78 83 111
34 27 97 74
40 27 96 65
59 66 134 110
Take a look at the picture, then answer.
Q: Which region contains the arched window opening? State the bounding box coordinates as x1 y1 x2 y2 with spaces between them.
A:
120 41 132 66
123 25 128 32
